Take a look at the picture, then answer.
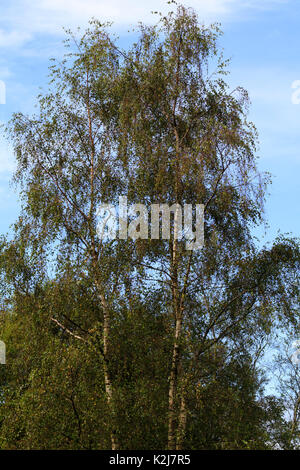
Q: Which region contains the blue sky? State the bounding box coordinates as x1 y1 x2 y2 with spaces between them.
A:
0 0 299 247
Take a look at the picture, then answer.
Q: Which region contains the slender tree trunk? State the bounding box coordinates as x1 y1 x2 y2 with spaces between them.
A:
94 275 118 450
176 393 187 450
167 191 182 447
167 116 183 449
168 312 182 449
86 70 118 449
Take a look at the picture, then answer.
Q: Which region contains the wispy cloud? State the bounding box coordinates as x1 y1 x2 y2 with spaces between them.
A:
0 29 31 48
0 0 290 48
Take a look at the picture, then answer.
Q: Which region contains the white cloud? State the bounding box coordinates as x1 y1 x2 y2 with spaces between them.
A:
34 0 288 22
0 0 290 48
0 29 31 48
